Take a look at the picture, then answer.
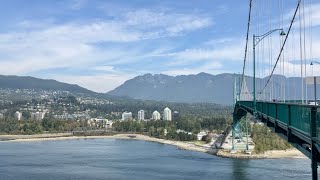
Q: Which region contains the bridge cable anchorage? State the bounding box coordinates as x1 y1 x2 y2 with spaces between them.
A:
259 0 301 96
240 0 252 99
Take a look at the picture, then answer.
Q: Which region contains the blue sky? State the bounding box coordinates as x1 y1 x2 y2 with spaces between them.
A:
0 0 319 92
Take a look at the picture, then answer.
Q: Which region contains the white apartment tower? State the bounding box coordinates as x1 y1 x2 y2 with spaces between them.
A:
14 111 22 120
122 112 133 121
138 110 145 120
163 107 172 121
152 111 161 120
31 112 46 120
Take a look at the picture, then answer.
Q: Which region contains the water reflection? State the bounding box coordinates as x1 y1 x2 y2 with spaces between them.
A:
231 159 249 180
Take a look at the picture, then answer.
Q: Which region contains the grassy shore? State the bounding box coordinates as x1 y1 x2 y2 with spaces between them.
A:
0 133 305 159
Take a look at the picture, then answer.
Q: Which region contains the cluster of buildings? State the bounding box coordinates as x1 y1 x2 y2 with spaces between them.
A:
53 112 90 120
0 88 116 121
121 107 176 121
30 112 46 120
0 89 73 101
0 88 113 106
151 107 174 121
87 118 113 128
8 95 97 121
77 97 113 105
14 111 47 121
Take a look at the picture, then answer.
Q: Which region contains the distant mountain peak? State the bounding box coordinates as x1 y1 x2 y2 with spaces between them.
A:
108 72 319 105
197 72 211 76
108 73 236 105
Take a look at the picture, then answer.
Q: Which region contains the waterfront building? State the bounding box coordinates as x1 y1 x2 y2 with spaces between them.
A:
138 110 145 120
122 112 133 121
106 120 113 128
31 112 45 120
87 118 112 128
14 111 22 120
95 118 107 128
163 107 172 121
176 129 193 135
197 131 207 141
152 111 161 120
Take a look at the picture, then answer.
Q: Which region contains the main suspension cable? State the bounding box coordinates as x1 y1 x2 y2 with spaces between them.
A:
240 0 253 99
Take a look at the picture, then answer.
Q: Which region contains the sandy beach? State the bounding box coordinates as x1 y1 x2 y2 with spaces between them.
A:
0 133 306 159
217 149 306 159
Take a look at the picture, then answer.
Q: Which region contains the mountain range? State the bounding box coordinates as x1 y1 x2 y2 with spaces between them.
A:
0 73 318 105
108 73 320 105
0 75 94 94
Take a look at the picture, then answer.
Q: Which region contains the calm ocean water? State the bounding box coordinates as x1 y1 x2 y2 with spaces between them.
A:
0 139 316 180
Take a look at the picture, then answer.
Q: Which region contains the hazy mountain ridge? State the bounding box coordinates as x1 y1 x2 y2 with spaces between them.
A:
108 73 236 105
0 73 318 105
108 73 320 105
0 75 94 94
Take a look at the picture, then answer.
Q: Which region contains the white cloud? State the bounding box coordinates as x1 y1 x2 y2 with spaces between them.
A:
203 38 234 46
92 66 115 72
159 1 320 80
0 8 213 74
0 7 215 91
124 9 212 32
166 42 244 66
54 73 135 93
263 61 320 78
70 0 88 10
300 2 320 28
282 2 320 28
166 18 212 34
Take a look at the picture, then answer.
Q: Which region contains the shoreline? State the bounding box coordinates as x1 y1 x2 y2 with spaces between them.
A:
216 149 306 159
0 133 306 159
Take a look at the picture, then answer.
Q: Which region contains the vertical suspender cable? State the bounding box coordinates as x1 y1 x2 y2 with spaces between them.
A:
303 0 307 103
282 0 286 102
268 3 272 101
260 0 301 95
278 0 283 102
299 0 304 103
292 27 297 101
309 0 313 70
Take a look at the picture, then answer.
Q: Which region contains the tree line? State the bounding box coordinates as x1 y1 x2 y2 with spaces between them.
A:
113 116 232 141
0 117 87 135
251 124 292 153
